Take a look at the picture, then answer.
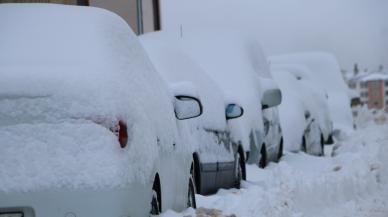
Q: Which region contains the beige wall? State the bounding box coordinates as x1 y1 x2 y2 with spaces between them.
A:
90 0 139 34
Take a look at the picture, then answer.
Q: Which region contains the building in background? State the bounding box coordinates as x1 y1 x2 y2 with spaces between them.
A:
347 72 388 110
0 0 160 35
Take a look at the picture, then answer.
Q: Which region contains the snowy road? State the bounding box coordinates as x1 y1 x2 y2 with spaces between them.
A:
161 123 388 217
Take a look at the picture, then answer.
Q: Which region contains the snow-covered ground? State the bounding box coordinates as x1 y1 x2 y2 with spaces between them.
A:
160 122 388 217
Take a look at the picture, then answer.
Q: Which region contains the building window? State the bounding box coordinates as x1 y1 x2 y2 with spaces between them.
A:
360 82 367 88
372 81 379 97
386 90 388 96
385 80 388 86
0 0 84 4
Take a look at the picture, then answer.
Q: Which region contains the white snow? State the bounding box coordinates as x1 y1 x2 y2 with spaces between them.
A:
360 72 388 82
0 4 178 192
159 115 388 217
269 52 354 135
140 32 235 162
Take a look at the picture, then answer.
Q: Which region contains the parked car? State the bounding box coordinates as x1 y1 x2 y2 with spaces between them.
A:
271 63 334 145
269 52 354 138
177 30 283 168
271 68 327 156
140 33 246 195
0 4 201 217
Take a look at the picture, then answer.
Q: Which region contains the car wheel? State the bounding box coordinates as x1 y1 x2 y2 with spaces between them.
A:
320 134 325 157
277 138 283 162
234 154 243 188
187 177 197 209
301 136 307 153
259 144 267 168
150 190 160 216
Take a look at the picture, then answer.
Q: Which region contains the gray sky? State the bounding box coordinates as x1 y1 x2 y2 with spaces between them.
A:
161 0 388 72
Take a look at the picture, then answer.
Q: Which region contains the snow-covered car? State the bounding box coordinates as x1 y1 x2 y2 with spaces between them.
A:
140 32 246 195
271 69 326 156
0 4 202 217
177 30 283 168
269 52 354 138
271 64 334 145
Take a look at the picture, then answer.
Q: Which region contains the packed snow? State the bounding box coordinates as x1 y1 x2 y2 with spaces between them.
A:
0 4 179 191
159 116 388 217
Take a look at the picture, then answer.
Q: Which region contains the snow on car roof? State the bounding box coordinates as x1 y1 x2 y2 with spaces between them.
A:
269 52 353 133
140 32 227 131
0 4 177 192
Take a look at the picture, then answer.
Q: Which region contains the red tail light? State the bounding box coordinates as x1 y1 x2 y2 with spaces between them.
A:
117 121 128 148
86 117 128 148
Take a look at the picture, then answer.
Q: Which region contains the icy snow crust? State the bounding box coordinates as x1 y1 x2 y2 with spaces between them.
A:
140 33 234 162
269 52 353 133
0 4 178 192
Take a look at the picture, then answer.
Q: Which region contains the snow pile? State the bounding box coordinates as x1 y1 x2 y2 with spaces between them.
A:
270 52 354 135
161 122 388 217
0 4 177 192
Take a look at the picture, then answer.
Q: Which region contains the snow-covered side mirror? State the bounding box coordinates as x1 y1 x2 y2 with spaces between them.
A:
174 96 203 120
261 88 282 110
226 104 244 120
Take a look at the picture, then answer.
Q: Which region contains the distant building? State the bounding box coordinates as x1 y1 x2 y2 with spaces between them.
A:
347 72 388 110
0 0 161 35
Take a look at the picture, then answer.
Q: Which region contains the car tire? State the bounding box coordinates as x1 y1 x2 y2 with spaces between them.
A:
276 138 283 162
301 136 307 153
259 144 267 168
234 154 243 189
187 177 197 209
150 190 160 216
320 134 325 157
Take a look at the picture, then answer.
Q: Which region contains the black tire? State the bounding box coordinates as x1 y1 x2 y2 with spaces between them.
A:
320 134 325 157
301 136 307 153
259 144 267 168
234 154 243 188
187 177 197 209
150 190 160 216
277 138 283 162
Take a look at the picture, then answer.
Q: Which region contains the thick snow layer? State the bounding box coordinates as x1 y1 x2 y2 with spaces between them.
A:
271 64 333 141
160 120 388 217
175 29 272 151
140 32 234 162
0 4 178 191
270 70 307 151
360 73 388 82
269 52 353 134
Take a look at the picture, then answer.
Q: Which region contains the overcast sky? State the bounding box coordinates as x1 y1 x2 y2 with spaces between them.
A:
161 0 388 73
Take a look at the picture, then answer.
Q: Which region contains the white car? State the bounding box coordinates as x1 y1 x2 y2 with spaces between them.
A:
271 64 334 145
270 52 354 137
271 69 326 156
0 4 202 217
140 32 246 195
176 30 283 168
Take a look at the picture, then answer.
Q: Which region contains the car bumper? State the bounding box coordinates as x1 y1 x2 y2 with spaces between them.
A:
0 185 151 217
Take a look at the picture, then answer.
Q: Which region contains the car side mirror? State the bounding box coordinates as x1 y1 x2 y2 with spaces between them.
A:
304 110 311 120
226 104 244 120
174 95 203 120
261 88 282 110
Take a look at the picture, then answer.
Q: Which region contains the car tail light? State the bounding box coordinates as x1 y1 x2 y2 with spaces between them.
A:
86 117 128 148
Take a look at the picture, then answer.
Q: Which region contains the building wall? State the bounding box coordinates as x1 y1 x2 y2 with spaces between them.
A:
367 80 384 109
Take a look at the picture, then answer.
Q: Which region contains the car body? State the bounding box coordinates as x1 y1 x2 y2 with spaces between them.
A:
176 30 283 168
271 69 326 156
0 4 201 217
140 32 246 195
271 64 334 144
269 52 354 138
